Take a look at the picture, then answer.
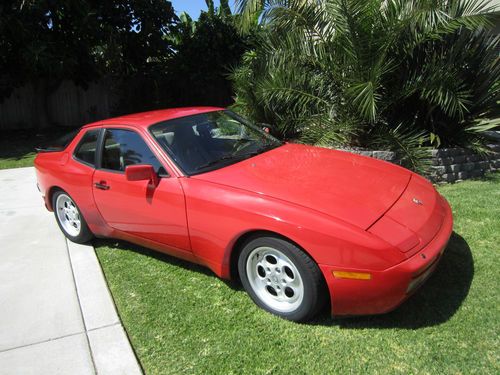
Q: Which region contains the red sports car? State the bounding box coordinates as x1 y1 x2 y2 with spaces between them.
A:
34 107 453 321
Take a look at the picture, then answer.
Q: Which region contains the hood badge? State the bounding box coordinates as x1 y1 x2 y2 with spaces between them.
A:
412 197 423 205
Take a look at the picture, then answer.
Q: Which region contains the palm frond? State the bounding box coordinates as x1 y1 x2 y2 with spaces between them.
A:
369 124 431 175
235 0 266 31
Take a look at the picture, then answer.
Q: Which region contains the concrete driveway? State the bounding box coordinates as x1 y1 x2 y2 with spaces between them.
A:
0 167 141 375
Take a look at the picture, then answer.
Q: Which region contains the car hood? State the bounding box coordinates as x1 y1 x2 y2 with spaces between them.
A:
192 143 411 229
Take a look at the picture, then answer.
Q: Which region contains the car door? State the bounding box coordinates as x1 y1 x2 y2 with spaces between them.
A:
92 127 191 253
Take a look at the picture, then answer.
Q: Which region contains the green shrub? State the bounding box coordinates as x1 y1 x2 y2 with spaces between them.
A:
232 0 500 172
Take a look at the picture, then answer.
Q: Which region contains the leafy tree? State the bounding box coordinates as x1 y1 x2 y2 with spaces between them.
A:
232 0 500 172
163 1 251 107
0 0 176 127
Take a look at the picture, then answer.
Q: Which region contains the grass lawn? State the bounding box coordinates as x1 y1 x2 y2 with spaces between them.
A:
0 128 71 169
94 173 500 374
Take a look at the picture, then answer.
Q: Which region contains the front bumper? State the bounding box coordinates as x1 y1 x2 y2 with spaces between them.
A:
320 195 453 316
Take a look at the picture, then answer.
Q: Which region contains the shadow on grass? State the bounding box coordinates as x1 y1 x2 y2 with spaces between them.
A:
92 238 221 279
476 171 500 183
312 231 474 329
94 231 473 330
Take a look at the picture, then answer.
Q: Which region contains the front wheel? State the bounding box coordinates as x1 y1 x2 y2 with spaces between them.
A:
53 190 93 243
238 235 326 322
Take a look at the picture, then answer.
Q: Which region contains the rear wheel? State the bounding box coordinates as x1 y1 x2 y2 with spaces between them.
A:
53 190 93 243
238 235 325 322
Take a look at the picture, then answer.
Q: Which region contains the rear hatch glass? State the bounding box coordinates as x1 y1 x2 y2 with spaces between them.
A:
36 129 79 152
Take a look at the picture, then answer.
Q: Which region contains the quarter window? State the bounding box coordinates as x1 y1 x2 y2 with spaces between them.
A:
74 129 100 166
101 129 164 173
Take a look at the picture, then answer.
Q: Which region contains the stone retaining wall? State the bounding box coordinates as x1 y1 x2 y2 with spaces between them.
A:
338 144 500 183
429 145 500 182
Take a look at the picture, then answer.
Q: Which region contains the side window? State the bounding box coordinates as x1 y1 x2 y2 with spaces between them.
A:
101 129 164 173
74 129 100 167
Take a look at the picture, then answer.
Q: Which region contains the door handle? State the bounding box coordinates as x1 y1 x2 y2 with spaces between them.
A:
94 182 110 190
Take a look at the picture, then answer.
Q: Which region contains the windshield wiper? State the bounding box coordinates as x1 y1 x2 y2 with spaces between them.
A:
194 154 242 171
238 143 279 157
194 144 281 172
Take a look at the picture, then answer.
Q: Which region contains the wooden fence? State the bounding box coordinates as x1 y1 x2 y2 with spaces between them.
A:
0 80 116 130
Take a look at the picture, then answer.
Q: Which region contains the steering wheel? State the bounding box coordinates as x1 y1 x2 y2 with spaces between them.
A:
231 138 256 154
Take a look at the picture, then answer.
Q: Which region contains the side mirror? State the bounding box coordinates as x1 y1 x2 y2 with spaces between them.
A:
125 165 159 186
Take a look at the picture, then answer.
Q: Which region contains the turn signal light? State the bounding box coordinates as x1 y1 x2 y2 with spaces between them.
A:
332 271 372 280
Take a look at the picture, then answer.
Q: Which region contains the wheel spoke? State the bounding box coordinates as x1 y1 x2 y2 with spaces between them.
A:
56 194 81 237
288 276 301 288
245 246 304 313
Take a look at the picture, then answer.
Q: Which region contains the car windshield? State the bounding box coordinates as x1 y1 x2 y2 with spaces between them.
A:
149 110 283 175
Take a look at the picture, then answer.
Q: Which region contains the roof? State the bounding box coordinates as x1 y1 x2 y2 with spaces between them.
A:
84 106 224 129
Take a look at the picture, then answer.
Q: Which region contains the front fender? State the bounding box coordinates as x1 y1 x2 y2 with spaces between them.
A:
181 179 404 278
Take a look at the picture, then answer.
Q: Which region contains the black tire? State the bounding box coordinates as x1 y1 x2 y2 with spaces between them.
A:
238 235 326 322
52 190 94 244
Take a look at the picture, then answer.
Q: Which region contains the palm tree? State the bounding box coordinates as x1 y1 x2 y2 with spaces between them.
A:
231 0 500 172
